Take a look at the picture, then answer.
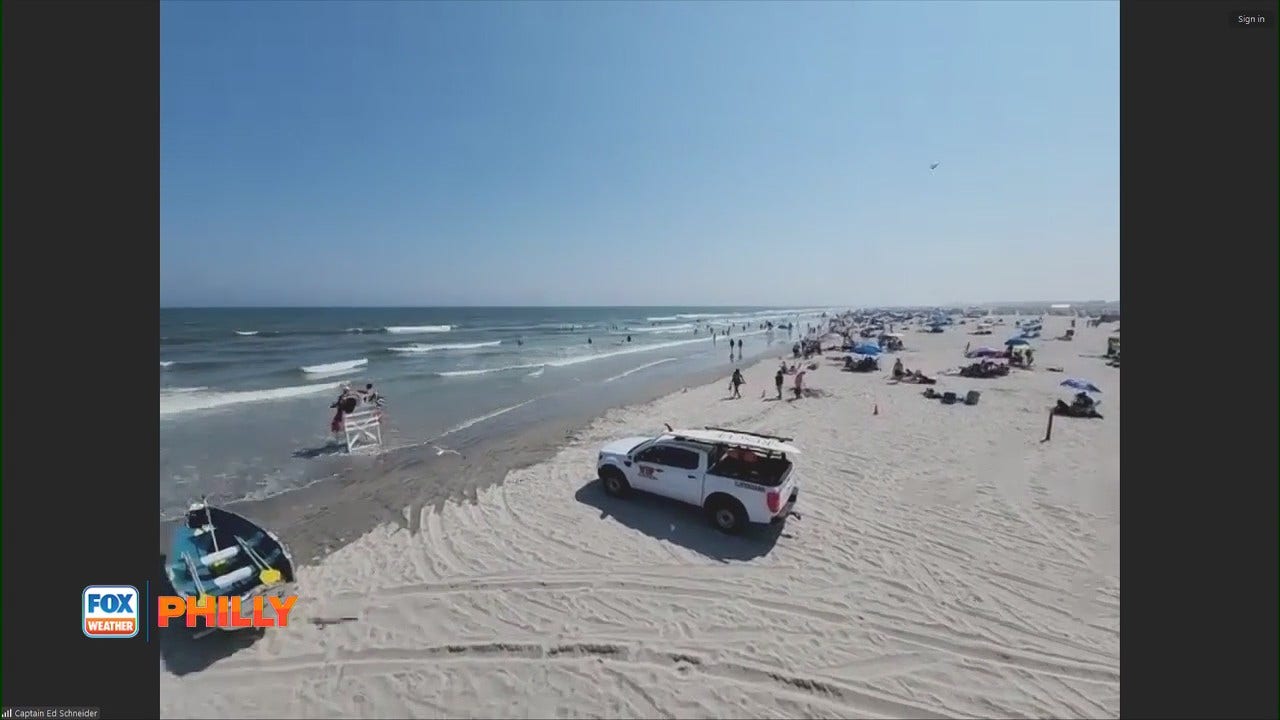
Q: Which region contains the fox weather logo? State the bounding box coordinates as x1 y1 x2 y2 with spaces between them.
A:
83 585 140 639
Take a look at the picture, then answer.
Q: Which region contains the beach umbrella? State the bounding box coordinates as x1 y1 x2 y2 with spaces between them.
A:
1061 378 1102 394
1005 337 1030 346
852 342 881 355
967 347 1003 358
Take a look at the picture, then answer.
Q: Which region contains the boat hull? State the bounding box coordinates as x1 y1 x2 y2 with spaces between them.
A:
165 503 297 636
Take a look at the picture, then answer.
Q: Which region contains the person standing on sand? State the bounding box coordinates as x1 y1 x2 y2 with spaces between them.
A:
775 368 784 399
730 368 745 398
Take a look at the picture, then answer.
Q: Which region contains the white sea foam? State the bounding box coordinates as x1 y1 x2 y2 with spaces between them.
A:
604 357 677 383
623 323 695 333
301 358 368 374
644 308 834 323
388 341 501 353
160 381 342 417
160 361 175 368
234 330 259 336
486 323 581 332
385 325 452 334
545 334 725 368
437 399 536 438
435 333 753 378
438 362 546 378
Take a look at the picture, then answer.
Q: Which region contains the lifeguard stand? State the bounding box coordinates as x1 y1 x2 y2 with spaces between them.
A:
342 406 383 454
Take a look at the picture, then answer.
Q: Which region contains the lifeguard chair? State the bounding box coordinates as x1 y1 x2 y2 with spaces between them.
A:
341 405 383 454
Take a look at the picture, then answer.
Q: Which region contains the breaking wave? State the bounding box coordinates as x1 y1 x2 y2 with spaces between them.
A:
300 358 368 374
385 325 452 334
622 323 696 334
435 334 732 378
160 381 343 418
388 341 501 354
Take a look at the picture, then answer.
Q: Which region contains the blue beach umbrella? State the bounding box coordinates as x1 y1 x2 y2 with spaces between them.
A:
1006 337 1030 346
852 342 881 355
1061 378 1102 394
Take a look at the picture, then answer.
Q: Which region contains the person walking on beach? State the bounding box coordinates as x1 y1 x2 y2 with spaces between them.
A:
775 368 784 399
730 368 745 398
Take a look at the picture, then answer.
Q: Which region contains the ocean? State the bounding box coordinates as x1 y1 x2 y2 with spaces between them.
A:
159 306 834 520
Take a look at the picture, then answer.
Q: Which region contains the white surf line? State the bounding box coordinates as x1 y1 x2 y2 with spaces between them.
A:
604 357 678 383
379 398 541 456
438 399 536 438
301 358 368 374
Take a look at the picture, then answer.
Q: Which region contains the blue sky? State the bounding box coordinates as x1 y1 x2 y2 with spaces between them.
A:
161 1 1118 308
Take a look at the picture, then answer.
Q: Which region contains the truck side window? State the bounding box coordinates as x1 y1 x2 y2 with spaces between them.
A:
666 448 701 470
635 446 665 464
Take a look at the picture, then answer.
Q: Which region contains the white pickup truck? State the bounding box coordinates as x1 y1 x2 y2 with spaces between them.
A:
595 426 800 534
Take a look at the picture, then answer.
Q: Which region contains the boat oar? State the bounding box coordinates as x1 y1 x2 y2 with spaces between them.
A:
235 535 283 586
202 497 220 553
182 553 211 603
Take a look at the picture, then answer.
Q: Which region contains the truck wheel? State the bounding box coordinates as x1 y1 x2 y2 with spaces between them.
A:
707 498 746 534
599 468 630 498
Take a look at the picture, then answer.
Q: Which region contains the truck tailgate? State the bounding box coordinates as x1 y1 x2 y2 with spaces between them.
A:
767 468 799 521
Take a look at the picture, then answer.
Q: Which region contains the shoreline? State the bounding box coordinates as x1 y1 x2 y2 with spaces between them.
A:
166 344 798 566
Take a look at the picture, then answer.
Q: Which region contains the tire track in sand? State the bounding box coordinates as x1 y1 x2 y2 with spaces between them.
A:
330 571 850 627
198 642 957 719
422 508 467 577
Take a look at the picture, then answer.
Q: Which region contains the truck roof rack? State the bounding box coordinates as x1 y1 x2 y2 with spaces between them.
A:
702 426 794 443
665 427 801 456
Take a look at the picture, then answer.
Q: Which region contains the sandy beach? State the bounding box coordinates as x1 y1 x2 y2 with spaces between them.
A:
161 316 1119 718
